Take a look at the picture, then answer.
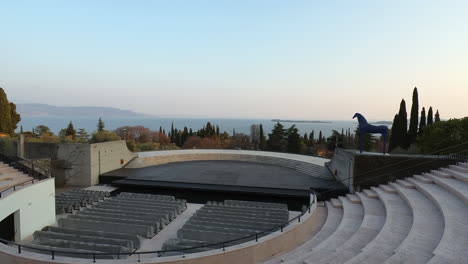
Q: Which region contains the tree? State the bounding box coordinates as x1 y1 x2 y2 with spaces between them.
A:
90 131 121 143
76 128 89 143
35 125 52 136
9 102 20 134
318 131 323 144
286 125 302 153
65 121 76 139
418 117 468 153
435 110 441 122
308 131 315 146
427 107 434 125
259 124 266 150
97 118 105 132
418 107 426 136
0 88 12 134
267 122 287 152
250 124 260 150
389 99 408 151
327 130 347 151
408 87 419 145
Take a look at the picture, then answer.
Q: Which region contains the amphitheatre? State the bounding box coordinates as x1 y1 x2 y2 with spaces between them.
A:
0 139 467 264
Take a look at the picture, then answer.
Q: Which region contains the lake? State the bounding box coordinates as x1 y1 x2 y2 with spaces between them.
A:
17 116 360 138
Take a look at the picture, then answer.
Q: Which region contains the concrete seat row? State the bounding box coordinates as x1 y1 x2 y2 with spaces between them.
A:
163 200 289 255
28 192 186 258
223 199 289 210
263 161 468 264
118 192 175 201
55 189 110 214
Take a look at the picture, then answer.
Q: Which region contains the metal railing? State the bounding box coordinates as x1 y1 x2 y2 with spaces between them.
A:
0 154 51 180
0 193 316 262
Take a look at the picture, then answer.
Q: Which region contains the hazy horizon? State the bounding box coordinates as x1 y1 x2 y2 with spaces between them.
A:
2 1 467 120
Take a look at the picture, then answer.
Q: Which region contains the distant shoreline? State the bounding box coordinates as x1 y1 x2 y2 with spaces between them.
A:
271 119 332 124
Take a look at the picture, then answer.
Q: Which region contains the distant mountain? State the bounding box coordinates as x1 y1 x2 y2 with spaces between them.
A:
17 103 149 117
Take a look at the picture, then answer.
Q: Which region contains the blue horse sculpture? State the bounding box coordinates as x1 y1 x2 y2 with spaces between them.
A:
353 113 389 154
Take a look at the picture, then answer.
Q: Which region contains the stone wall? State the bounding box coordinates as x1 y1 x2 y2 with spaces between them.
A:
89 141 136 185
53 141 135 187
128 150 332 179
0 179 55 241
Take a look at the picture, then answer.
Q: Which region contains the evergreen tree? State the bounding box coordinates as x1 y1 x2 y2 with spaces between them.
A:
20 125 23 134
286 125 302 153
189 128 193 136
0 88 12 134
303 133 309 145
427 107 434 125
408 87 419 145
267 122 287 152
76 128 89 143
389 99 408 151
259 124 266 150
309 131 314 146
418 107 426 136
216 125 220 137
159 126 162 134
65 121 77 139
435 110 440 122
318 131 323 143
97 118 105 132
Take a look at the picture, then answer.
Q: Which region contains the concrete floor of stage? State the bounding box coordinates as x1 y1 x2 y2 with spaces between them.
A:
103 160 344 196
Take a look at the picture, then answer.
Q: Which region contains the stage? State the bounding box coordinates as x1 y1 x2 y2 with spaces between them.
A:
102 160 345 209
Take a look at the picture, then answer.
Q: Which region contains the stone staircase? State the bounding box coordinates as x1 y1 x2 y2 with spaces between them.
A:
0 162 33 193
263 162 468 264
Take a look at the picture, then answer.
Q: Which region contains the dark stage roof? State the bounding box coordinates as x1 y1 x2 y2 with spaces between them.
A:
104 160 344 198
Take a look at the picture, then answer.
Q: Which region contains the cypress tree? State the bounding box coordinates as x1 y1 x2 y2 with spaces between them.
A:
427 107 434 125
418 107 426 136
0 88 12 134
159 126 162 134
318 131 323 143
259 124 265 150
408 87 419 145
435 110 440 122
309 131 314 146
398 99 408 148
389 99 408 151
97 118 105 132
303 133 309 145
389 114 400 152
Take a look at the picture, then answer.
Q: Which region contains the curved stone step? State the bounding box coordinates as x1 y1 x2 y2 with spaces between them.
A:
278 202 343 264
441 168 468 184
424 173 468 203
383 180 444 263
318 191 386 264
343 186 412 264
449 164 468 173
406 177 468 264
303 196 364 263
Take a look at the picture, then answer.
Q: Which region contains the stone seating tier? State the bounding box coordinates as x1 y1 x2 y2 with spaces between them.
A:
263 161 468 264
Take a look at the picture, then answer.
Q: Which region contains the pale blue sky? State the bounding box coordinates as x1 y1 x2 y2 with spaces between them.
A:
1 0 467 120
